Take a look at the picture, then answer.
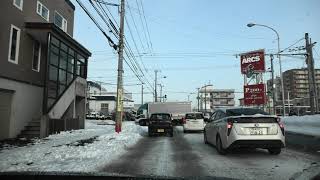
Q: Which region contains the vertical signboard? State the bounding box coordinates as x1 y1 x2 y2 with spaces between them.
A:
244 84 266 105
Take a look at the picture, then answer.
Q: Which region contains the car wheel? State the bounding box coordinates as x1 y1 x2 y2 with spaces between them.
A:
268 148 281 155
216 135 227 155
204 130 208 144
139 120 144 126
170 132 173 137
183 129 187 133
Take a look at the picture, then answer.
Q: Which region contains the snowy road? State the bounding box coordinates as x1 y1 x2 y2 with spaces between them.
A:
102 126 320 180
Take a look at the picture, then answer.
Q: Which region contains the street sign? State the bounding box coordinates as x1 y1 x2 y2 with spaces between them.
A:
244 84 266 105
241 49 265 74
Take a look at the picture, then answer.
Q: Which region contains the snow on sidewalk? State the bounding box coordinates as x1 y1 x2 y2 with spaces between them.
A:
0 120 144 172
282 115 320 137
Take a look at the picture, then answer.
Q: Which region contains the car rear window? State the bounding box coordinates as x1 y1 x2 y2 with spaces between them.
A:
186 113 204 119
150 114 171 120
226 108 269 116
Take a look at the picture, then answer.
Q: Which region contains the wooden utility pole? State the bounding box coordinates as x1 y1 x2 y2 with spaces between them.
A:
305 33 317 114
115 0 125 133
141 83 144 105
154 70 158 102
270 54 276 114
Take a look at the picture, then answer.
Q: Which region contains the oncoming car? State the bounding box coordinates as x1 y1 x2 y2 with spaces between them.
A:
204 108 285 155
148 113 173 137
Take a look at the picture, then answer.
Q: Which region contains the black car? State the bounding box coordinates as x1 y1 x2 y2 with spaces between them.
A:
148 113 173 137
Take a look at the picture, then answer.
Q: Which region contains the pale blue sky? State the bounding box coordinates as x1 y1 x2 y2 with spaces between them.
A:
72 0 320 107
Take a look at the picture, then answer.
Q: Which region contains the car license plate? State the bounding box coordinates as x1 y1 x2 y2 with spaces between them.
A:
249 128 264 135
157 129 164 133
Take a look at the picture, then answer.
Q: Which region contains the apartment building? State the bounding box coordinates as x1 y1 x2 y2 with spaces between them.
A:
199 85 235 111
0 0 91 140
267 68 320 114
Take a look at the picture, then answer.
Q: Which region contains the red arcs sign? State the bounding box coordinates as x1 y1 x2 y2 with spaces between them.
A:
244 84 266 105
241 49 265 74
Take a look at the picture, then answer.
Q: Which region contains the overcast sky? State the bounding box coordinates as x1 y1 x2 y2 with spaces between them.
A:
72 0 320 108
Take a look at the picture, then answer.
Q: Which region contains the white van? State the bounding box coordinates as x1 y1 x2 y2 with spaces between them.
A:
183 112 205 133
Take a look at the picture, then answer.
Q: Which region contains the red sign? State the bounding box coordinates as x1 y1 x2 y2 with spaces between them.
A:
240 49 265 74
244 84 266 105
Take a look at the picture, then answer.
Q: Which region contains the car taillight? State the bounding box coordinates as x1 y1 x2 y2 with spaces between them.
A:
277 117 285 136
227 121 233 136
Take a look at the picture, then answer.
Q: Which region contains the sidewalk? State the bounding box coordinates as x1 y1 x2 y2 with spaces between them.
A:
0 121 143 172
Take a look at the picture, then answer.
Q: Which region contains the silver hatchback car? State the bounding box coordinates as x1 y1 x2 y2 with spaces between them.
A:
204 108 285 155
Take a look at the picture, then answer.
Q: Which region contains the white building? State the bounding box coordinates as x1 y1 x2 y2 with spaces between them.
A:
87 81 134 114
199 85 235 112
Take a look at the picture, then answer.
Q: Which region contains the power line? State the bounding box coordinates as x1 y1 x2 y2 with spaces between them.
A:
133 0 150 52
138 0 153 52
90 0 155 93
280 37 304 53
75 0 117 50
126 2 146 52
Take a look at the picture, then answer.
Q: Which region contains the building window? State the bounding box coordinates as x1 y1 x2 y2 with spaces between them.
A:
37 1 49 21
8 24 21 64
13 0 23 10
32 40 41 72
54 11 67 32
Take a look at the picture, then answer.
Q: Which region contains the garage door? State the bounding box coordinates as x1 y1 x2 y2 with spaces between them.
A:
0 91 13 140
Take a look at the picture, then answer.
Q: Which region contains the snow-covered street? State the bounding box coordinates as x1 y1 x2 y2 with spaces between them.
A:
0 119 319 179
0 120 142 172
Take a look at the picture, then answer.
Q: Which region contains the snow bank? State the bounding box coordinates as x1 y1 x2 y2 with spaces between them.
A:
282 115 320 137
0 121 143 172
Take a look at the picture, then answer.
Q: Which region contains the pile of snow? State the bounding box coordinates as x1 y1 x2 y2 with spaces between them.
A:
0 121 144 172
282 115 320 137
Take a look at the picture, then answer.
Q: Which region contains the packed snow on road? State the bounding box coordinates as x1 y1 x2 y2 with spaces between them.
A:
0 121 143 172
282 115 320 137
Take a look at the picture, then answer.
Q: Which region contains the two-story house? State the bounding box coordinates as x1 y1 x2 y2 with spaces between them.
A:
0 0 91 140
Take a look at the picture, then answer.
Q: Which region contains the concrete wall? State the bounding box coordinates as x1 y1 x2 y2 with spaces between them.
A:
76 97 85 129
0 78 43 139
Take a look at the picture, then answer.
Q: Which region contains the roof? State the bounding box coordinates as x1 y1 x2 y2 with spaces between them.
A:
65 0 75 10
25 23 91 57
87 81 101 89
89 96 116 101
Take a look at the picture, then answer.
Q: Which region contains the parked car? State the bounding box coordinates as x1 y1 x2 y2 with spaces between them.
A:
86 112 98 120
138 118 149 126
135 114 146 124
97 114 105 120
204 108 285 155
182 112 205 132
148 113 173 137
203 112 211 122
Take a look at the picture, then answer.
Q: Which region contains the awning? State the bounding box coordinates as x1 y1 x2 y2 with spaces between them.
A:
25 22 91 58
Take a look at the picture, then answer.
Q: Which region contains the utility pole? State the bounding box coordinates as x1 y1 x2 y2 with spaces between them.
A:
197 88 200 112
115 0 125 133
270 55 276 115
154 70 158 102
159 84 163 102
305 33 317 114
141 83 144 105
288 91 291 114
204 84 207 112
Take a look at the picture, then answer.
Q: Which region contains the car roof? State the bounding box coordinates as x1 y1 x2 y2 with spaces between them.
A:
186 112 202 114
215 107 265 113
151 113 171 115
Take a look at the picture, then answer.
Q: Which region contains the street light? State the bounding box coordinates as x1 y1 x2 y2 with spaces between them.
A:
247 23 285 116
